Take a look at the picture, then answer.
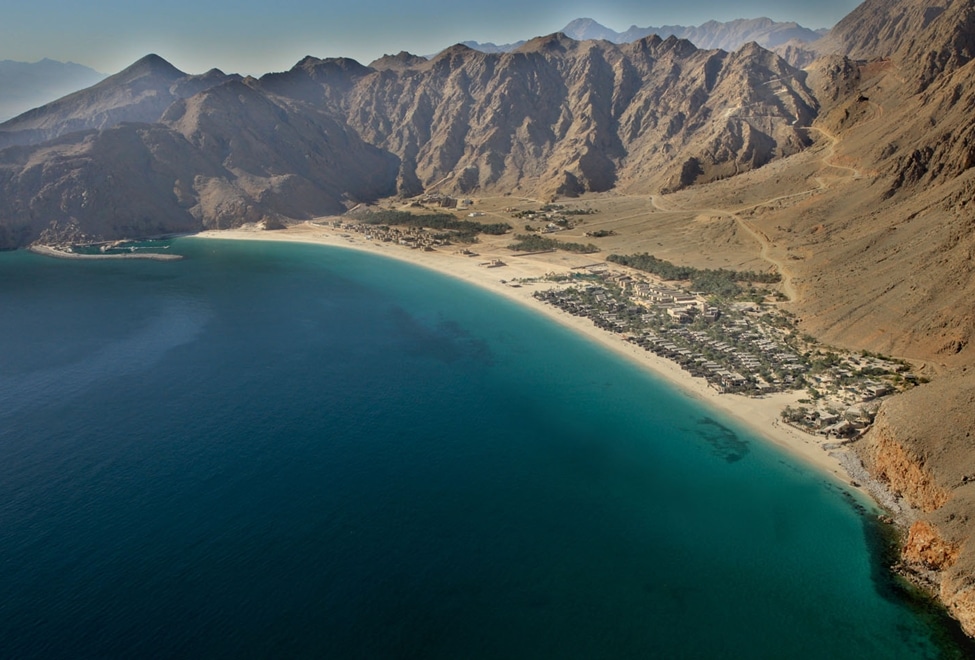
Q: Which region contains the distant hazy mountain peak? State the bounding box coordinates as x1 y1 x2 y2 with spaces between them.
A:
294 54 324 68
456 40 526 55
515 32 579 53
460 15 824 55
369 51 428 70
0 58 106 122
561 18 619 42
0 53 239 146
430 42 480 63
125 53 184 76
292 55 368 74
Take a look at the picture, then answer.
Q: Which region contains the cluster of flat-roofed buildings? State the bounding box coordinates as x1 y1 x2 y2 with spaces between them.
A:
326 221 448 250
534 266 912 440
533 278 806 394
612 274 721 324
414 194 475 210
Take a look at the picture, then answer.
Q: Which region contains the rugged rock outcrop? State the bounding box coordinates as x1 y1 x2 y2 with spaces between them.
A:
903 520 960 570
854 369 975 635
812 0 975 90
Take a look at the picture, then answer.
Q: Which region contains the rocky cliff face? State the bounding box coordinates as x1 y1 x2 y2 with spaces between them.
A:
855 369 975 635
860 425 953 513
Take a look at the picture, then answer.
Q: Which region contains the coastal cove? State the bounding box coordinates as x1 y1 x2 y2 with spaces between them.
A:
0 238 971 656
194 223 869 491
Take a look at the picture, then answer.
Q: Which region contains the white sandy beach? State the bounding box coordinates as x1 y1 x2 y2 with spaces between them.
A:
191 222 864 492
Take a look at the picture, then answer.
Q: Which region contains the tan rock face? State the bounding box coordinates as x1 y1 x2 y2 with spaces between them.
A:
860 418 952 513
855 372 975 638
942 571 975 638
904 520 960 569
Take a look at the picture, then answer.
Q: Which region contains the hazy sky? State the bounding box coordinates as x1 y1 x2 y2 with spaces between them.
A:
2 0 863 76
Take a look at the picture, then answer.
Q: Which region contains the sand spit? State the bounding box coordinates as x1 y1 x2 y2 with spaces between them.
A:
29 245 183 261
190 222 872 500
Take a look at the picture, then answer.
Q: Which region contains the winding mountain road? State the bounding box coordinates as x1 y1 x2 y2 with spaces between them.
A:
646 119 871 303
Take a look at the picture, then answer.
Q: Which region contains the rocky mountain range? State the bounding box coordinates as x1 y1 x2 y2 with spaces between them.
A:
0 35 815 247
458 16 825 56
0 59 105 122
563 17 826 51
3 0 975 636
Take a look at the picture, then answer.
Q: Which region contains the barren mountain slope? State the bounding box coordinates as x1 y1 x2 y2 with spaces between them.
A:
816 0 954 61
0 37 818 250
644 2 975 632
0 55 239 149
814 0 975 90
0 124 219 248
615 40 816 192
744 4 975 366
162 80 398 224
324 35 816 198
0 78 398 248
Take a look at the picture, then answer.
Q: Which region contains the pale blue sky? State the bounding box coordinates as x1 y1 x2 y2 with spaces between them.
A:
2 0 863 75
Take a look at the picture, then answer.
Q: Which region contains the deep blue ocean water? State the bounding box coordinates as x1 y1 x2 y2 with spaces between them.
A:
0 238 971 658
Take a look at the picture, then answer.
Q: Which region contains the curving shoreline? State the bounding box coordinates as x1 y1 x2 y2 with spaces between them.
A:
190 222 881 501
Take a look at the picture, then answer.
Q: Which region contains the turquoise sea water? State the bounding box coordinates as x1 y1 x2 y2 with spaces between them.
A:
0 239 970 658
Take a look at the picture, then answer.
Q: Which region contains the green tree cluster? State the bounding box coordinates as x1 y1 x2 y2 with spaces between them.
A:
508 234 599 254
357 210 510 241
606 253 781 298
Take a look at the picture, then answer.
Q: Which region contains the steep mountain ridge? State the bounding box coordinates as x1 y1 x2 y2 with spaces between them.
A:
339 35 815 197
816 0 953 60
812 0 975 91
0 75 398 247
0 36 815 247
0 54 240 149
